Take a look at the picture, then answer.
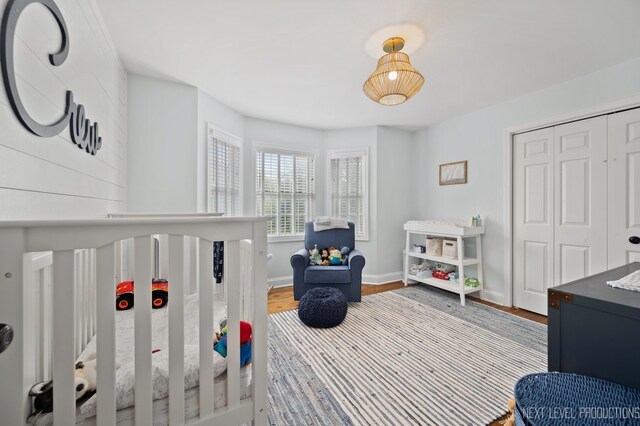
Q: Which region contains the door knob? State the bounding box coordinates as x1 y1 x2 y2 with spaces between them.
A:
630 236 640 245
0 324 13 354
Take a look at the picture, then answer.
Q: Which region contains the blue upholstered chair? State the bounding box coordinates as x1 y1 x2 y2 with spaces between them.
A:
290 222 365 302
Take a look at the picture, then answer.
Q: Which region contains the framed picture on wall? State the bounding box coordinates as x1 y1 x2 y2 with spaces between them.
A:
439 160 467 185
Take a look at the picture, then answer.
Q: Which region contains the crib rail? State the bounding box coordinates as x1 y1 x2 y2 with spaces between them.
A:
0 216 268 426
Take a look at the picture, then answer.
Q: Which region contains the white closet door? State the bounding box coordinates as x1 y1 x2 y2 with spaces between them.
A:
513 128 555 314
553 116 608 288
608 108 640 267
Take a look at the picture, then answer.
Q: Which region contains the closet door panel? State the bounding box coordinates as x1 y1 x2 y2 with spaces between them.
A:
513 128 554 314
554 116 608 286
608 108 640 268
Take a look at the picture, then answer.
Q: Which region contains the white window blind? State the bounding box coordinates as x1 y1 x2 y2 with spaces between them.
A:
256 149 316 237
207 125 241 216
330 150 368 238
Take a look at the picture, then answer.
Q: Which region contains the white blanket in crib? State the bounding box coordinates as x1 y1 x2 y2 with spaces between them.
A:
78 294 228 417
607 269 640 292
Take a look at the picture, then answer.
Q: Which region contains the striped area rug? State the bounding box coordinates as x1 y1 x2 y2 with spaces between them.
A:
268 285 547 425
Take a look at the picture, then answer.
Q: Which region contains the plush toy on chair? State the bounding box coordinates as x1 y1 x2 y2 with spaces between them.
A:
214 321 252 366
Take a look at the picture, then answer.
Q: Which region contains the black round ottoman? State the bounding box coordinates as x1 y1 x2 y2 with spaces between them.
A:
298 287 348 328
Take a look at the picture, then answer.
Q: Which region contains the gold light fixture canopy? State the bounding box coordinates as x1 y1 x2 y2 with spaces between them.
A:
363 37 424 106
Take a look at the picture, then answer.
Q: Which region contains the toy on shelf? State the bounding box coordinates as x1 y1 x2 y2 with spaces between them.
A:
432 270 450 280
115 279 169 311
465 277 480 288
214 321 252 366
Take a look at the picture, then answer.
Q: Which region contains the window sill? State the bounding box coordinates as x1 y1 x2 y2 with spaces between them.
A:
268 236 306 244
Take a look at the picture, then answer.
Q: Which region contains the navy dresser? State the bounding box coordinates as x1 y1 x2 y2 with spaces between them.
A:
548 262 640 390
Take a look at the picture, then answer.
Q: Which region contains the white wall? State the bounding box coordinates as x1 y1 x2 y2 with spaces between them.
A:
411 57 640 304
376 126 413 282
0 0 125 423
127 75 197 212
0 0 127 219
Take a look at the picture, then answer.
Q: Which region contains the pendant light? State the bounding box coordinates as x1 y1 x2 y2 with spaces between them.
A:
363 37 424 106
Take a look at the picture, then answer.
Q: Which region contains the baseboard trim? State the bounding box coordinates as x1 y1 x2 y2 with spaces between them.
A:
267 271 404 288
479 288 506 306
362 271 403 285
268 276 293 288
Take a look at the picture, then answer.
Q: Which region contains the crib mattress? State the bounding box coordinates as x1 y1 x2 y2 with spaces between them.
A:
50 291 247 424
73 367 252 425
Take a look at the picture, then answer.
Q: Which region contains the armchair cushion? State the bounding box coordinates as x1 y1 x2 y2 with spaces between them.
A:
305 265 351 284
305 222 355 251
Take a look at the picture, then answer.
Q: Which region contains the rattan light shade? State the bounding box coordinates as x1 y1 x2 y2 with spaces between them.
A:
363 51 424 106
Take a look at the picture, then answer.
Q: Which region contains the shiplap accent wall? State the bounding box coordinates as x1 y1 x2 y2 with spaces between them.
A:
0 0 127 219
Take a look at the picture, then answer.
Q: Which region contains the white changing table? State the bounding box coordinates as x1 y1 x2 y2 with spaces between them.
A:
403 221 485 306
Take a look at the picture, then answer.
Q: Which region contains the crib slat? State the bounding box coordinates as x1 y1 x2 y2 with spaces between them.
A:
199 240 215 419
168 235 185 425
85 250 92 346
76 251 82 357
135 236 154 426
188 237 198 295
90 249 97 338
252 221 269 425
115 239 122 282
96 244 117 425
226 240 241 408
43 266 53 381
52 250 76 425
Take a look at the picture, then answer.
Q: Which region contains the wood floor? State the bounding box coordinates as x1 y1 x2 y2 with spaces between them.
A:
268 281 548 326
268 281 546 425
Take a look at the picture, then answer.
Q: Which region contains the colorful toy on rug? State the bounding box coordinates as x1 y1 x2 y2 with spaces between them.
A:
115 279 169 310
27 354 98 423
309 244 323 265
214 321 252 366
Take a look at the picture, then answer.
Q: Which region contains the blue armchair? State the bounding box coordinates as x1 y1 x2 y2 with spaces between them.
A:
290 222 365 302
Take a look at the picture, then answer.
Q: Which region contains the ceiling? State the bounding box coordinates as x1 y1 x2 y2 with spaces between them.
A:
96 0 640 130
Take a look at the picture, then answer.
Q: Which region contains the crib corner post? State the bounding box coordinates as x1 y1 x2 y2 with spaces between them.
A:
251 220 268 425
0 228 29 426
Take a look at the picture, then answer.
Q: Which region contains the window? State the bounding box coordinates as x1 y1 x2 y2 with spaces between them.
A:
256 149 316 238
207 125 241 216
329 149 368 239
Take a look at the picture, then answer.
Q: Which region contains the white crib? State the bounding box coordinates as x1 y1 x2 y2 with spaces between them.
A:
0 215 268 426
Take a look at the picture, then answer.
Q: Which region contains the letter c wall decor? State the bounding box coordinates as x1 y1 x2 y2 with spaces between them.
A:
1 0 103 155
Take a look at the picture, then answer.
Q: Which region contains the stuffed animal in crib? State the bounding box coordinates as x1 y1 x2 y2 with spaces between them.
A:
74 354 98 399
27 353 98 423
309 244 322 265
214 321 252 366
